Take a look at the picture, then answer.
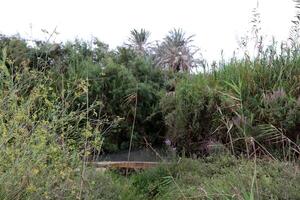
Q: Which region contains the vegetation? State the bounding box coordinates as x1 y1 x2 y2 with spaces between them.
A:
0 3 300 199
154 28 199 72
127 28 151 56
161 51 300 158
124 155 300 199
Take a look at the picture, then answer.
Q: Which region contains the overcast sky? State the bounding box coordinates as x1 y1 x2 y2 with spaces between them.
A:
0 0 296 61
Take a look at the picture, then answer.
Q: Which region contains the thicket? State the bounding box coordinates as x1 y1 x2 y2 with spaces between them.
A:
161 49 300 159
0 34 173 198
1 29 300 159
0 47 104 198
0 35 170 153
0 17 300 198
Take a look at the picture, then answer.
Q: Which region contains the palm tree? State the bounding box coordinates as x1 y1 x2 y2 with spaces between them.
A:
128 28 151 55
155 28 199 72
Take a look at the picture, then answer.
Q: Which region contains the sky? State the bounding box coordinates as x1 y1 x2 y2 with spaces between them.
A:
0 0 296 61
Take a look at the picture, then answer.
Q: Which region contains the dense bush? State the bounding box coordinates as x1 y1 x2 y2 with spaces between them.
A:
161 74 222 155
78 56 168 152
0 52 106 199
1 28 300 199
0 35 170 154
161 53 300 158
1 33 299 158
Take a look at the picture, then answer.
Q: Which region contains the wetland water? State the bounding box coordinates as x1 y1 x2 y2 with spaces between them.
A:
98 148 174 162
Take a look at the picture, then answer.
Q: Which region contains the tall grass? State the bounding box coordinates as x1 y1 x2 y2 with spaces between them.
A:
161 40 300 160
0 48 105 199
0 6 300 198
126 155 300 199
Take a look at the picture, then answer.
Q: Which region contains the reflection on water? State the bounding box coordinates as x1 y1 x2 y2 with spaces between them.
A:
99 148 173 162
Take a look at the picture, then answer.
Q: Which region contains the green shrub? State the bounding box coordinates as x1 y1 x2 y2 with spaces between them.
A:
84 170 129 200
161 56 300 158
0 57 104 199
86 56 167 152
130 165 171 199
161 74 222 156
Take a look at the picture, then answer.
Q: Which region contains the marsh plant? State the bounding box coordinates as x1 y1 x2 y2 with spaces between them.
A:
0 3 300 198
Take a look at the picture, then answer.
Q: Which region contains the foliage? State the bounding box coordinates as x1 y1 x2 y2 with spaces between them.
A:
0 51 105 199
83 170 136 200
161 73 222 156
1 30 300 159
161 47 300 158
127 29 151 56
1 4 300 198
94 57 167 152
125 156 300 200
154 28 199 72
